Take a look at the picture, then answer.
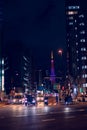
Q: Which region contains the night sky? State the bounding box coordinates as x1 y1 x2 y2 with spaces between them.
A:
4 0 66 74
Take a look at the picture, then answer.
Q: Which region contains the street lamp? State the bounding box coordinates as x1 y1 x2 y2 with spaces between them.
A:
58 49 63 56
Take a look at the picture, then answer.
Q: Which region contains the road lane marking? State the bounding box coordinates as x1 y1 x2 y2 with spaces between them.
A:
42 118 55 122
13 114 28 117
36 113 47 116
9 113 47 118
50 111 60 114
78 109 85 112
64 116 75 119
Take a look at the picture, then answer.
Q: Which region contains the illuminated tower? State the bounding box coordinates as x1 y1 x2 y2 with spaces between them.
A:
50 51 56 86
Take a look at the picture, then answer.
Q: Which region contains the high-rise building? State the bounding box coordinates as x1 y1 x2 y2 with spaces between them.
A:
65 0 87 92
4 43 34 94
0 0 4 92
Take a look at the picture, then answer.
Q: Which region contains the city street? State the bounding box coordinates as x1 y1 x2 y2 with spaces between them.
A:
1 1 87 130
0 103 87 130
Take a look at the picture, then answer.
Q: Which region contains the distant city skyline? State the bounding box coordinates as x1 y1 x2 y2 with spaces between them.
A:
0 0 87 95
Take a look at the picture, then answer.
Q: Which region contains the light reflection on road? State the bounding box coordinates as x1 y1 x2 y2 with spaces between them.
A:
4 105 51 117
64 107 72 113
0 104 87 118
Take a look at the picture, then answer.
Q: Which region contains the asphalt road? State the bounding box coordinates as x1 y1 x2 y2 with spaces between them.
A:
0 103 87 130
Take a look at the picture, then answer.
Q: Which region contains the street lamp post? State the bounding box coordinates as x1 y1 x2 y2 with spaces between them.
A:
58 49 63 56
57 48 63 101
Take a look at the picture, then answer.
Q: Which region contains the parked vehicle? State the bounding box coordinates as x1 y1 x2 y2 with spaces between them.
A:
77 95 87 102
12 95 23 104
23 94 36 106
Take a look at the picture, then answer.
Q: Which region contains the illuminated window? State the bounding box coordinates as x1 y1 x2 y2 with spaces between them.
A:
76 42 78 45
23 77 28 81
68 11 78 15
83 83 87 87
79 23 85 26
82 65 87 69
75 27 77 30
80 30 85 34
82 74 87 78
2 59 4 65
69 22 73 25
77 67 79 70
24 83 27 86
2 77 4 91
68 6 80 10
69 16 73 20
75 20 77 22
81 48 86 51
23 67 27 70
75 35 78 37
2 70 4 74
81 56 87 60
79 14 84 18
77 59 79 61
85 65 87 69
23 56 29 62
76 50 78 53
80 39 85 42
82 66 84 69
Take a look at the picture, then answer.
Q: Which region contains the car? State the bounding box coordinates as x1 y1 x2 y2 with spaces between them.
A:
12 95 23 104
77 95 87 102
44 96 48 105
65 95 73 105
25 95 36 106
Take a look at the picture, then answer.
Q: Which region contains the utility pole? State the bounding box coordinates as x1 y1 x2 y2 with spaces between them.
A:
39 70 42 86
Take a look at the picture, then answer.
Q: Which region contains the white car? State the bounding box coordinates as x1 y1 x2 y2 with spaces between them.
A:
12 95 23 104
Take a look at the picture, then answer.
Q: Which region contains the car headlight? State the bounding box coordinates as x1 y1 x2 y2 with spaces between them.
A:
13 99 16 103
37 97 40 101
32 100 35 103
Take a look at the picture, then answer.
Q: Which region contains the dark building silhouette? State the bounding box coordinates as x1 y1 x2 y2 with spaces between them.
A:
4 42 34 94
0 0 4 92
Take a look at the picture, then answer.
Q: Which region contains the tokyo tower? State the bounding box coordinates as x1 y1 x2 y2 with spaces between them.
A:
50 51 56 86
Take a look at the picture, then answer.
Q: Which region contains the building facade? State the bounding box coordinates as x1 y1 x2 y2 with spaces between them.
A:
4 44 33 94
65 0 87 93
0 0 4 92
